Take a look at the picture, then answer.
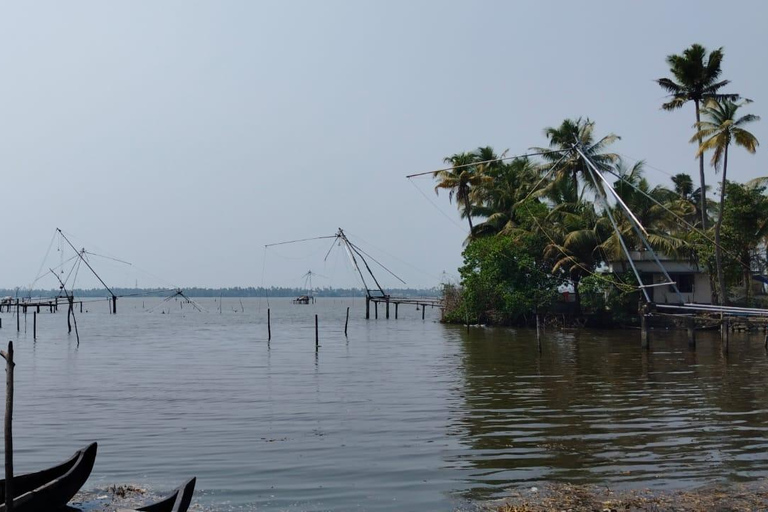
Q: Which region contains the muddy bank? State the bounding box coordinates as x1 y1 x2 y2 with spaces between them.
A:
487 482 768 512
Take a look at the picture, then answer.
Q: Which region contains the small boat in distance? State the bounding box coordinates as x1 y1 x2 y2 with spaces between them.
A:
117 477 196 512
0 442 97 512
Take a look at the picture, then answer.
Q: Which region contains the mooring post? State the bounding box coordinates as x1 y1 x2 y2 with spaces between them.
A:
33 312 36 340
374 302 378 319
15 302 19 333
80 302 82 314
315 314 319 349
640 314 649 349
536 314 542 353
2 341 15 512
385 299 390 320
687 316 696 348
721 316 730 353
267 308 271 341
67 297 74 334
0 318 2 329
344 307 349 337
422 304 425 320
394 303 398 320
365 297 370 320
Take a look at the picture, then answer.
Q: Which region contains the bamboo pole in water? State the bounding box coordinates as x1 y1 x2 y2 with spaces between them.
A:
267 309 271 341
2 342 14 512
315 315 319 349
536 314 541 353
344 307 349 337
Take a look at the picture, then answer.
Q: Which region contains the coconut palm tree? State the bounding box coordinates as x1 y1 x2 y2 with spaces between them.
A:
602 161 690 262
692 99 760 304
532 118 620 197
434 151 493 235
471 157 542 237
543 201 609 312
656 44 738 230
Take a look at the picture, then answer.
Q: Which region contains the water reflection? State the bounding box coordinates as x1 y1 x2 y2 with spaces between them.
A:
448 326 768 501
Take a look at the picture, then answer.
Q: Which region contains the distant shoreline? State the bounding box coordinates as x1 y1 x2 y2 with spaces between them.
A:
0 286 440 299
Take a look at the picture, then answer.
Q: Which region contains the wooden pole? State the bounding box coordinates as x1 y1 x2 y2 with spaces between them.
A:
67 298 73 334
385 299 390 319
422 305 425 320
365 297 370 320
15 302 19 332
344 307 349 337
2 342 14 512
80 302 82 313
375 302 378 319
267 308 271 341
394 303 398 320
536 314 541 353
33 312 36 340
640 314 649 349
315 315 319 349
687 316 696 348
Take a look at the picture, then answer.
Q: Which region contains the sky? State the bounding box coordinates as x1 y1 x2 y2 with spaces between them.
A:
1 1 767 292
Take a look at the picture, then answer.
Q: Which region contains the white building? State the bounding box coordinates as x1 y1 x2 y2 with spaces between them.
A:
611 251 712 305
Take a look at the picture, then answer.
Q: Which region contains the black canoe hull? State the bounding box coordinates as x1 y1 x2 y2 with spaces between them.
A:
136 477 196 512
0 442 97 512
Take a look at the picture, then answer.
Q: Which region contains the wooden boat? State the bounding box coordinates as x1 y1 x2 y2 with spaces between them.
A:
119 477 196 512
0 442 97 512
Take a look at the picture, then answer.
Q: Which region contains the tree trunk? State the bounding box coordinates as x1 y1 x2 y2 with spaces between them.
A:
464 195 474 235
714 143 729 306
694 100 708 231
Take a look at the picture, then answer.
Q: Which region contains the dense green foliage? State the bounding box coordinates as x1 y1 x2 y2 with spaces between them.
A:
437 43 762 324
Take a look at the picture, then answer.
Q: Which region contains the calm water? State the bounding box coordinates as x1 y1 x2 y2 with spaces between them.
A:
2 297 768 510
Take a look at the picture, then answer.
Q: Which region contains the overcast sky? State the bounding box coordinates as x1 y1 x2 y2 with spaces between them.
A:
1 1 766 291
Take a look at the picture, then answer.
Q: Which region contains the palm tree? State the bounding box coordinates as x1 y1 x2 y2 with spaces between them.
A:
692 99 760 304
434 151 493 235
533 118 620 196
471 157 541 237
657 44 738 230
603 161 690 261
542 201 609 312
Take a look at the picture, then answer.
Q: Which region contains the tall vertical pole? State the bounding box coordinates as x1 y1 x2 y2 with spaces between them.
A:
315 315 319 349
365 298 370 320
344 307 350 337
687 316 696 348
2 342 15 512
267 309 272 341
536 314 542 353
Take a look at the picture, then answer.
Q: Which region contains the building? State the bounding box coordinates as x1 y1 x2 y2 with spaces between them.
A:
611 251 712 305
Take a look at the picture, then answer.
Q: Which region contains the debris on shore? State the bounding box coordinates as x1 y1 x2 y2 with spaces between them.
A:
487 482 768 511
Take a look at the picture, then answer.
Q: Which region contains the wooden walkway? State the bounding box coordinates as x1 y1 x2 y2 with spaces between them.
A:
365 295 443 320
